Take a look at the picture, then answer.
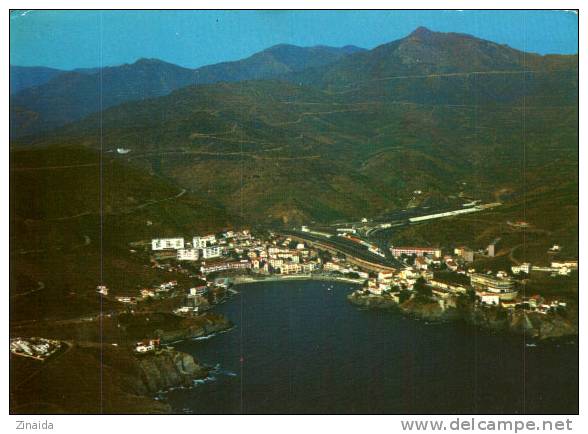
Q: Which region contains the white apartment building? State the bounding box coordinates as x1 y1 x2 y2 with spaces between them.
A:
151 237 185 251
280 263 302 274
390 246 442 258
193 234 217 248
202 245 222 259
177 248 199 261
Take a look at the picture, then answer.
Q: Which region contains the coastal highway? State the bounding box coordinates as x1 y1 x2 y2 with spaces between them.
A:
279 229 404 272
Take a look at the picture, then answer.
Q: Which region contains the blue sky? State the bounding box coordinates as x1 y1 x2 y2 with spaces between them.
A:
10 10 578 70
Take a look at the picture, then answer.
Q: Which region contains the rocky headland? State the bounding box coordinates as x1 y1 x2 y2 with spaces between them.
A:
347 292 577 340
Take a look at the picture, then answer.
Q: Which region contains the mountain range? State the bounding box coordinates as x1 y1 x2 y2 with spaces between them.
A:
10 44 365 137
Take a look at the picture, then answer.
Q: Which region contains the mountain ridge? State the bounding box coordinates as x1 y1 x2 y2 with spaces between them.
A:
287 26 578 89
10 44 366 137
10 27 578 225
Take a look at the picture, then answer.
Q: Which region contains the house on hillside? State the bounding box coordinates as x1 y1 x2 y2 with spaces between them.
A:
135 338 160 353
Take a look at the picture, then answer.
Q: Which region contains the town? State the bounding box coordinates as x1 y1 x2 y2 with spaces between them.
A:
87 223 577 353
15 223 574 360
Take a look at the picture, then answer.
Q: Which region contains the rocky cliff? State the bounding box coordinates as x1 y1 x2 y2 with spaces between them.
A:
130 349 209 396
347 292 577 340
154 315 233 343
10 342 211 414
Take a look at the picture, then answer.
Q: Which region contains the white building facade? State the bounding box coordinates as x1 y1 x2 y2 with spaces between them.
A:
193 234 217 248
202 245 222 259
151 238 185 251
177 248 200 261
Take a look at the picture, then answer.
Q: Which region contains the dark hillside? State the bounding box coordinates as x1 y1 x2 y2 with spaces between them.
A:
10 146 231 322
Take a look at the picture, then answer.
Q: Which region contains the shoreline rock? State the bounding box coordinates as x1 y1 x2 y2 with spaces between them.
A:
347 292 577 340
155 315 234 343
131 348 209 399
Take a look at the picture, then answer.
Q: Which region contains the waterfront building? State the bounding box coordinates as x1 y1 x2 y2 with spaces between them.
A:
200 259 251 274
324 261 341 272
269 258 284 269
189 286 208 297
301 262 318 273
280 263 302 274
470 273 518 301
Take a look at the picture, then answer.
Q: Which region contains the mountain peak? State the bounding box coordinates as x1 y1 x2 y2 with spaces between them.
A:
263 43 300 52
133 57 168 66
409 26 434 38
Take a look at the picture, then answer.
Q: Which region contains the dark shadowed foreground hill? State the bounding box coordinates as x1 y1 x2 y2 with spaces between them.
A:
10 146 231 321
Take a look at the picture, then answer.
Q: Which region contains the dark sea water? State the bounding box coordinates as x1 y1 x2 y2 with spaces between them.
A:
166 280 578 414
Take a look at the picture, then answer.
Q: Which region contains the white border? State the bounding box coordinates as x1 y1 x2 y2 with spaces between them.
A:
1 2 583 433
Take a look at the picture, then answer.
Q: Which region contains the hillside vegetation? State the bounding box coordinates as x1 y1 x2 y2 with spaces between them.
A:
10 146 231 321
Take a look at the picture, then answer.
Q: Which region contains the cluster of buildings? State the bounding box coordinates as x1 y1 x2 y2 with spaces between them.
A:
145 230 578 318
152 234 224 260
138 280 179 300
107 280 180 305
501 295 567 315
355 242 574 314
151 230 328 277
511 260 578 277
323 259 370 279
10 337 62 361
